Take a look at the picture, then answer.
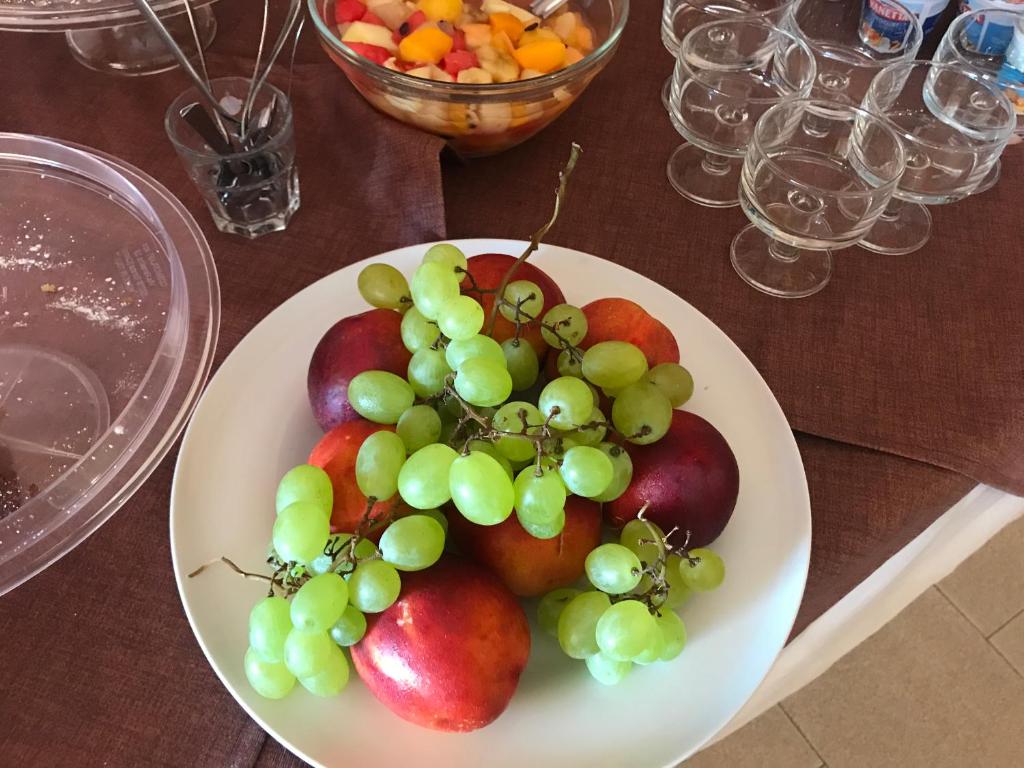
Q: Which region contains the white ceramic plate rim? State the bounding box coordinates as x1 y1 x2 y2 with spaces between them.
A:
171 239 811 768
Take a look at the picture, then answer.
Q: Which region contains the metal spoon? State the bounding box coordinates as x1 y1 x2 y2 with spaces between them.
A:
529 0 570 20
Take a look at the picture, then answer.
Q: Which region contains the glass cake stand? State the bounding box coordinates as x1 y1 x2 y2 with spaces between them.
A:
0 0 217 76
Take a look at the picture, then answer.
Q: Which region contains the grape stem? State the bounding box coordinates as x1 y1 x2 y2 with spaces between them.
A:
187 556 275 584
483 142 583 336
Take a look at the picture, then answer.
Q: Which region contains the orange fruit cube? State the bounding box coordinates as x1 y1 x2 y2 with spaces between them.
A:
512 39 566 73
399 26 454 64
488 12 525 44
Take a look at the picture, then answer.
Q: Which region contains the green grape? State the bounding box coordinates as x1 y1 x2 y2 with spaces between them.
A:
290 573 349 633
419 507 449 535
560 445 614 498
283 628 335 679
355 430 406 500
299 644 350 697
657 610 687 661
538 587 581 637
539 376 593 429
273 501 330 565
348 560 402 613
407 347 453 398
663 554 693 609
449 452 515 525
582 341 649 390
501 338 539 391
396 405 442 453
348 371 415 424
492 401 542 462
445 334 505 370
330 604 368 647
541 304 588 348
466 440 514 480
557 590 611 659
646 363 695 407
573 407 607 447
454 357 513 407
556 348 584 378
611 381 673 445
585 652 632 685
519 506 565 539
249 596 292 663
436 295 484 341
595 599 658 662
585 543 642 594
397 443 458 509
245 646 296 699
499 279 545 322
400 306 441 353
379 514 445 571
422 243 468 272
514 465 566 531
309 533 353 576
410 261 460 320
619 519 666 567
357 263 410 311
275 464 333 518
632 631 665 665
592 443 634 503
353 537 380 561
680 548 725 592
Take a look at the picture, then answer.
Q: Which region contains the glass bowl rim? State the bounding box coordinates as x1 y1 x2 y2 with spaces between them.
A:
307 0 630 96
864 59 1016 153
675 18 816 105
750 97 907 195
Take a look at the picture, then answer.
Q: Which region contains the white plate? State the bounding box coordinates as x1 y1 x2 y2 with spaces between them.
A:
171 239 811 768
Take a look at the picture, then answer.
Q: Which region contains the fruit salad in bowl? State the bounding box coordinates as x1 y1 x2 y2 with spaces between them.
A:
309 0 628 155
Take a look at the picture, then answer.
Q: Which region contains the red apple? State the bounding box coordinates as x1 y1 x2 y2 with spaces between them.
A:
606 411 739 548
307 309 411 432
581 298 679 367
462 253 566 357
308 419 398 533
446 496 602 597
350 556 530 732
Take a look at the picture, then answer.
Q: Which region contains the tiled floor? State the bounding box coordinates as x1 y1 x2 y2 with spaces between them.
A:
685 515 1024 768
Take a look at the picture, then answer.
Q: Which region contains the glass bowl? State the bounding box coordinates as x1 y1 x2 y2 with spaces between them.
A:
308 0 629 156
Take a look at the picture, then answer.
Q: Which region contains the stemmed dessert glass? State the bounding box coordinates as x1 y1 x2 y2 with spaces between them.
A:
783 0 921 106
731 99 905 298
857 61 1015 255
660 0 794 111
933 8 1024 194
666 18 815 207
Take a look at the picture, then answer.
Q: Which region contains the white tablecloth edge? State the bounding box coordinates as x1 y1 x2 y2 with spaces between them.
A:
713 483 1024 742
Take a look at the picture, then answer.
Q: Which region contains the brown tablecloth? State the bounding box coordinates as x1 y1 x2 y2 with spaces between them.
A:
0 0 1020 765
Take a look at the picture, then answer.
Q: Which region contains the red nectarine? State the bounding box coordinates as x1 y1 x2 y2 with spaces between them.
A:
581 298 679 367
350 556 530 732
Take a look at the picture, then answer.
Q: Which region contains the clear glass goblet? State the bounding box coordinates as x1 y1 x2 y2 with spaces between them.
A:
660 0 794 111
784 0 921 106
933 8 1024 194
667 18 816 207
858 61 1015 255
731 99 905 298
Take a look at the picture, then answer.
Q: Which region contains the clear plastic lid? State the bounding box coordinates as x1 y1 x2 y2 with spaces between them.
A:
0 0 213 31
0 133 219 594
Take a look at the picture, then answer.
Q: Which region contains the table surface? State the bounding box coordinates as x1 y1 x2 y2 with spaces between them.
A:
1 0 1023 766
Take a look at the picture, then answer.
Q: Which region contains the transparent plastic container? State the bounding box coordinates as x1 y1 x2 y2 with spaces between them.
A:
0 133 219 594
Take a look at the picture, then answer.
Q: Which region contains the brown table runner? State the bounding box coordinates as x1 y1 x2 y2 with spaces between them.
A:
0 0 1018 765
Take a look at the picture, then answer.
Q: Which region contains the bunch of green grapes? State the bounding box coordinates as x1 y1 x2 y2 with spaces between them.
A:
538 519 725 685
352 244 696 542
244 464 446 700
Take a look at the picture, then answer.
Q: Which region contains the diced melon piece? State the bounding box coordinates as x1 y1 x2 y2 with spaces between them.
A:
418 0 462 23
462 23 492 49
568 25 594 53
371 1 410 30
518 68 544 80
456 66 495 84
343 20 399 52
481 0 539 26
564 46 584 66
512 40 565 73
491 29 516 55
407 64 455 82
518 28 560 48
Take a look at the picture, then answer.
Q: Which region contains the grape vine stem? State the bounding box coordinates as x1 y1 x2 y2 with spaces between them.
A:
483 142 582 336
